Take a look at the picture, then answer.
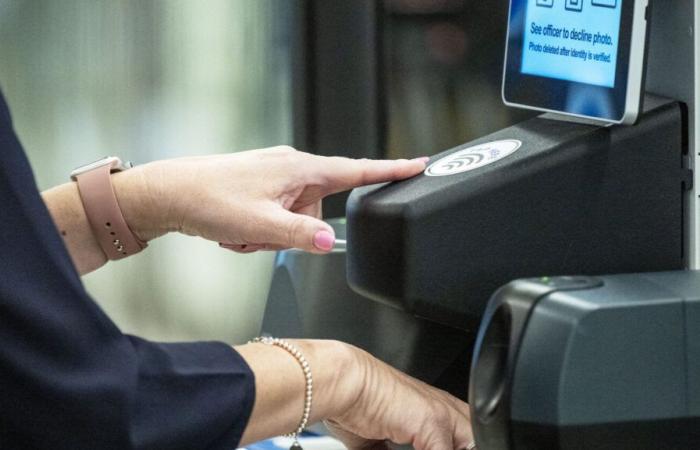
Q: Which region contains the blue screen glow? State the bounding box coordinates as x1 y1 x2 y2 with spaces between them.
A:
521 0 623 88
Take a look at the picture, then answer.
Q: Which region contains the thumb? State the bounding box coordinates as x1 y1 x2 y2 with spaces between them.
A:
268 209 336 253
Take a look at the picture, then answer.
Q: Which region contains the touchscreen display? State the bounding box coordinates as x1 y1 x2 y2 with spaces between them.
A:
520 0 623 88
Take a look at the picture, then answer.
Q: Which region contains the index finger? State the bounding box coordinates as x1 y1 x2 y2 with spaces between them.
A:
316 156 429 195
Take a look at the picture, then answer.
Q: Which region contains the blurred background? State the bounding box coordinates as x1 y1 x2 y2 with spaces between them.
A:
383 0 533 158
0 0 531 345
0 0 293 343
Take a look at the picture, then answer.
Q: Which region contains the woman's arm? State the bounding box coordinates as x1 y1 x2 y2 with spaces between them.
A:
42 147 427 275
235 340 357 445
41 149 470 449
41 164 166 274
42 182 106 274
236 340 473 450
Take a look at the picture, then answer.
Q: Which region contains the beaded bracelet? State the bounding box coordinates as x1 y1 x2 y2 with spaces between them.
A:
250 337 313 450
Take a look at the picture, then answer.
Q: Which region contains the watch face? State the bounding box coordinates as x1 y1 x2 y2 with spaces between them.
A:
70 156 132 180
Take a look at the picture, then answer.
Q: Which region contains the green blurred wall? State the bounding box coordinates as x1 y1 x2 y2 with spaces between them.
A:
0 0 294 343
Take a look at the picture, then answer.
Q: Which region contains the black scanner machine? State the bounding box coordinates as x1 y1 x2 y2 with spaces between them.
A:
346 96 688 332
469 272 700 449
263 96 697 449
344 97 696 450
261 1 699 447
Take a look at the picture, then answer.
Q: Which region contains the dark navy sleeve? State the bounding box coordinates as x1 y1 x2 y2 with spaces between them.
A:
0 90 255 450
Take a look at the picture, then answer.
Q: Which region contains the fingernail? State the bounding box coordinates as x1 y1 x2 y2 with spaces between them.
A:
413 156 430 164
313 230 335 251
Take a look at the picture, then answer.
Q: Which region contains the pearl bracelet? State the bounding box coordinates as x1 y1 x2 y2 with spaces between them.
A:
250 337 313 450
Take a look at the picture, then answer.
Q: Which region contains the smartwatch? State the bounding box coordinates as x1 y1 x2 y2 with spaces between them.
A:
70 156 148 260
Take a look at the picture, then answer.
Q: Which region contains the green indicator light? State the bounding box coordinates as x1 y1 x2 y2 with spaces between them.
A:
541 276 551 283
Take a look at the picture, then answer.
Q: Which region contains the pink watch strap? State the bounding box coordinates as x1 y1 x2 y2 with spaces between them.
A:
75 165 147 260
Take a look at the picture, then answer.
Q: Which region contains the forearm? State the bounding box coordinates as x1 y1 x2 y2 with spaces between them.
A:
42 182 108 274
236 339 362 446
41 164 169 275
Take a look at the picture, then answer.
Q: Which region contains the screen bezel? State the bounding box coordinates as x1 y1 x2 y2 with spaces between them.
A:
503 0 637 123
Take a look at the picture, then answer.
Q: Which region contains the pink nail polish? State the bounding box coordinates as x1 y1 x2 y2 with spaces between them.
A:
313 230 335 251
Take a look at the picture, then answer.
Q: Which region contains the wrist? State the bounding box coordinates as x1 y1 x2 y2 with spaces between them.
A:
236 339 364 445
313 341 367 421
110 162 173 242
284 340 365 422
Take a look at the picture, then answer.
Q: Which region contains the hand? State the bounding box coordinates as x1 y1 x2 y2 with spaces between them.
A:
328 346 474 450
237 340 473 450
119 146 427 253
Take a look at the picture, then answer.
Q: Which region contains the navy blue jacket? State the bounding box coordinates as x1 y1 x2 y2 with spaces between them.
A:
0 90 255 449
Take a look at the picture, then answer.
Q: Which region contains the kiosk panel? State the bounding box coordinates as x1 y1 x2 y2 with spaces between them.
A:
503 0 649 123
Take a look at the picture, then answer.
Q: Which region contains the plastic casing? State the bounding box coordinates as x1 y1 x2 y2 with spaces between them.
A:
346 96 689 331
470 271 700 449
